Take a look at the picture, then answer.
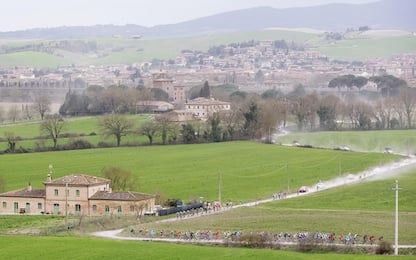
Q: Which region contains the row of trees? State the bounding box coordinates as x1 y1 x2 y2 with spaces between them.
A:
59 85 169 116
328 74 407 96
26 82 416 151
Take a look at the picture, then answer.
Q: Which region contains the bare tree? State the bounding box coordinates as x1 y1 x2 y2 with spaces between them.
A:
40 115 65 148
398 88 416 128
4 131 20 152
100 86 127 113
139 119 158 145
346 101 373 130
101 167 138 191
155 115 173 145
7 105 20 123
259 100 281 143
32 95 51 120
219 107 244 141
98 114 135 146
290 95 316 131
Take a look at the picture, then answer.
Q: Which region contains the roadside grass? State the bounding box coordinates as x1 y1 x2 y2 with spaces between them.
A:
276 130 416 155
0 142 400 202
138 172 416 244
0 215 62 230
0 235 412 260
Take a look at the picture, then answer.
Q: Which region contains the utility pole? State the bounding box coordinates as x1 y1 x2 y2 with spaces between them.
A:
65 182 68 228
392 180 401 255
218 170 222 206
286 163 289 193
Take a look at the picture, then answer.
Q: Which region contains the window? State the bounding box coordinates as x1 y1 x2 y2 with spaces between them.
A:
130 205 135 212
75 204 81 213
2 201 6 208
54 189 59 196
117 206 122 214
92 205 97 212
105 205 110 215
37 203 42 210
76 190 80 197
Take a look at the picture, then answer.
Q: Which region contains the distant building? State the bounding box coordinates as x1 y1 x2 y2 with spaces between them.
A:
136 101 174 113
185 97 231 121
0 174 155 216
152 72 186 103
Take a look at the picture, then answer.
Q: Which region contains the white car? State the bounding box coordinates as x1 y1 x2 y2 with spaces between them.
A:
316 181 324 190
340 145 350 151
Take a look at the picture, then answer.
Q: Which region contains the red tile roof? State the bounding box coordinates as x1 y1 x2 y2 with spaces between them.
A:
90 191 155 201
46 174 110 186
0 188 45 198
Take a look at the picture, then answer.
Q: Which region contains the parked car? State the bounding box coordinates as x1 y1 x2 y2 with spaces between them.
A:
298 186 308 193
292 140 301 146
340 145 350 151
384 147 393 154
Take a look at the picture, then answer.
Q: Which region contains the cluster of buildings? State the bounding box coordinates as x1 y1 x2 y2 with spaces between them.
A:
1 40 415 96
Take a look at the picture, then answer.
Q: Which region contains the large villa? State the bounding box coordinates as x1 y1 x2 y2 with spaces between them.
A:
0 174 156 217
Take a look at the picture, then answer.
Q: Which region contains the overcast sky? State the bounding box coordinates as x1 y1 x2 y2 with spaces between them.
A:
1 0 378 32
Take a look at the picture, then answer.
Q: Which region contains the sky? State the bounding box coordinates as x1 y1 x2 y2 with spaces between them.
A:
1 0 378 32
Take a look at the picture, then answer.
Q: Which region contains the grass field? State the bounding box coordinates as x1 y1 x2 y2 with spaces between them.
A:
4 235 413 260
0 51 70 68
0 142 400 203
313 35 416 61
0 115 152 149
2 29 413 67
142 171 416 244
276 130 416 155
0 129 414 256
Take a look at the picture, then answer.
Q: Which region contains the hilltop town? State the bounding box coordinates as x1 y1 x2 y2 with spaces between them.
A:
1 38 415 106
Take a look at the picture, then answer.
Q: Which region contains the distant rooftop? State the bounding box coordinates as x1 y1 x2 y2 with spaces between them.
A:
90 191 155 201
46 174 110 186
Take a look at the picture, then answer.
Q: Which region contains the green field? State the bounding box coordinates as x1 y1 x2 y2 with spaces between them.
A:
142 171 416 244
276 130 416 155
3 235 412 260
314 35 416 61
0 124 415 256
0 51 70 68
2 29 414 67
0 142 399 202
0 115 152 149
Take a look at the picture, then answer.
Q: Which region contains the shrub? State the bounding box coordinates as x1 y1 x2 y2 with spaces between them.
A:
97 141 112 148
238 233 270 248
59 133 79 138
89 132 97 136
64 139 93 150
376 240 393 255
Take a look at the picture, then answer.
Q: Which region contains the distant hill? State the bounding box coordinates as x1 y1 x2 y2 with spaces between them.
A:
0 0 414 39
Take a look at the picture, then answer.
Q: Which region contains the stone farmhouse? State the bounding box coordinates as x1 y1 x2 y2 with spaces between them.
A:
185 97 231 121
0 174 155 217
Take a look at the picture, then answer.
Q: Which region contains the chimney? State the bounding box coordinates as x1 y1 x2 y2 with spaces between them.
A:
27 182 32 191
47 174 52 183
